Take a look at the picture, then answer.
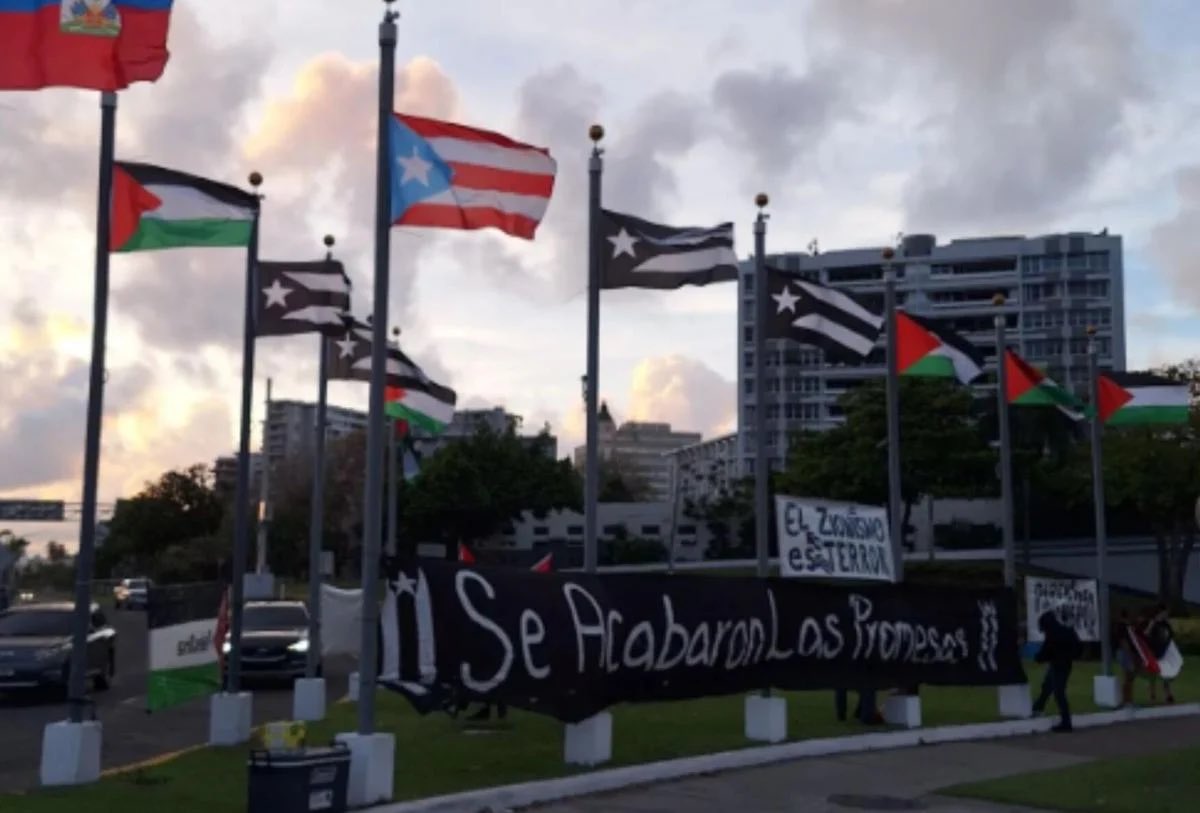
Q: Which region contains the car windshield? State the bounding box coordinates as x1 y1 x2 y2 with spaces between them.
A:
0 610 73 637
243 606 307 630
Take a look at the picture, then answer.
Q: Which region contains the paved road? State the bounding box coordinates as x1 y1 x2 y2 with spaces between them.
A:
533 716 1200 813
0 608 353 792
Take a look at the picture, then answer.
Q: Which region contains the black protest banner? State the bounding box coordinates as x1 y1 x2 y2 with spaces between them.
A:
379 560 1025 723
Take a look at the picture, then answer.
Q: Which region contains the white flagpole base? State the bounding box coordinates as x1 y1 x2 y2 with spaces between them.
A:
293 677 326 721
40 720 101 787
1094 675 1121 709
997 684 1032 718
335 732 395 808
882 694 922 729
348 670 360 702
564 712 612 766
208 691 252 745
744 694 788 743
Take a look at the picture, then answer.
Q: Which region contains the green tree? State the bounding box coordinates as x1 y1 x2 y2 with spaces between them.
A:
598 453 653 502
685 477 755 560
777 378 995 546
1 530 30 561
45 541 69 563
401 426 581 558
97 464 224 579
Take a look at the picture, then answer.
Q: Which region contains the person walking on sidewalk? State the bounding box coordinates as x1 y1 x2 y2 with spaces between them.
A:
1032 610 1082 732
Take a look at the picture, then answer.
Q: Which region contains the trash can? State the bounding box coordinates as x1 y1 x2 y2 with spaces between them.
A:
247 743 351 813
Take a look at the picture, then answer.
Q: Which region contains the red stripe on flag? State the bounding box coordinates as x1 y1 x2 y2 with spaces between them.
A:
397 203 541 240
445 162 556 197
397 112 552 155
895 312 941 373
0 7 171 91
1096 374 1134 423
110 165 162 251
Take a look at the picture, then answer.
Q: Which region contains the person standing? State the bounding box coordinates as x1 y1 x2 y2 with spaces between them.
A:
1032 610 1082 732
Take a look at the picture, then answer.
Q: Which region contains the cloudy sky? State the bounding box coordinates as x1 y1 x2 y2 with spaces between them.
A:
5 0 1200 550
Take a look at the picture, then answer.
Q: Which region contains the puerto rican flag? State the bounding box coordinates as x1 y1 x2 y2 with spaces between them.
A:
389 113 557 240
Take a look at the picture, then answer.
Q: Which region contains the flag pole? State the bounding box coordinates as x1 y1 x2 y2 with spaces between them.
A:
994 294 1016 588
583 123 604 575
1087 326 1112 676
357 0 399 734
882 247 906 582
227 171 264 694
256 377 273 575
306 234 336 679
386 327 401 558
66 89 118 724
752 193 770 579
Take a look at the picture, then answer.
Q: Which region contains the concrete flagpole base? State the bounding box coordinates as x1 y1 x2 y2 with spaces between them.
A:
997 684 1033 718
209 692 252 745
40 720 102 787
293 677 327 721
1093 675 1121 708
564 712 612 766
882 695 922 729
744 694 788 743
348 671 360 702
335 732 395 807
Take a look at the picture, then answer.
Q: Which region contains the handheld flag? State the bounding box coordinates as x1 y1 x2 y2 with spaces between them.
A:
765 267 882 361
599 208 738 289
389 113 556 239
0 0 174 91
111 162 258 252
1005 350 1083 419
457 543 476 565
1097 372 1190 425
896 312 985 384
530 553 554 574
255 260 351 337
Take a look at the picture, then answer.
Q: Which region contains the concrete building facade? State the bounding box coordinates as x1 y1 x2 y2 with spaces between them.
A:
572 403 702 501
738 230 1126 472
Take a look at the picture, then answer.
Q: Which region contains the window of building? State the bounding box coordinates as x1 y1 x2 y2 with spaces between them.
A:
533 526 549 536
743 325 753 343
602 524 623 536
743 351 754 370
678 525 697 535
743 273 754 293
567 525 583 536
743 376 753 394
641 525 661 536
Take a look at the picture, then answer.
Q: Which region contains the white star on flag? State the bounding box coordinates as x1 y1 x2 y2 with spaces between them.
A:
773 284 800 314
335 336 357 358
394 571 417 598
608 228 638 258
262 279 292 308
397 147 434 186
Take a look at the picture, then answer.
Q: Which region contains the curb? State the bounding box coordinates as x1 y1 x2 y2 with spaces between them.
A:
364 702 1200 813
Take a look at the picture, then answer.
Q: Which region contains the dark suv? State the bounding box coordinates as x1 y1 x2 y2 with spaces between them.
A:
0 602 116 693
223 600 316 683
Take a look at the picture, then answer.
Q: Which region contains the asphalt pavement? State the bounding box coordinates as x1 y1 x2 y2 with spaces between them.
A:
0 608 353 792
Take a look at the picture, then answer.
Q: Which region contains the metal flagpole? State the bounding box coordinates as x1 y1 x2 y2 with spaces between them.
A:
386 416 398 557
1087 327 1112 675
357 0 398 734
583 123 604 574
882 247 905 582
994 294 1016 588
306 235 335 678
256 377 273 575
753 193 770 579
66 90 118 723
227 172 264 694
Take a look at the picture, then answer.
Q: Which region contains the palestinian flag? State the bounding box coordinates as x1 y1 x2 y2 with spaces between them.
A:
896 312 984 384
111 162 259 252
146 582 223 712
1005 350 1083 418
1097 372 1190 426
385 382 456 434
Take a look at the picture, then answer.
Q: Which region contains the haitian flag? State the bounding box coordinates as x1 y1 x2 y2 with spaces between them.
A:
0 1 174 91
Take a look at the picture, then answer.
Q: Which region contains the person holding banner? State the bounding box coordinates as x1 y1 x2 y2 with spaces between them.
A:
1032 611 1082 732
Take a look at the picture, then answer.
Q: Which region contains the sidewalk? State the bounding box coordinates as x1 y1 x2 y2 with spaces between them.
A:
530 716 1200 813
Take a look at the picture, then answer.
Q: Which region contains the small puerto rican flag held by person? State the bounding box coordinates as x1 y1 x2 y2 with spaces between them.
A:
388 113 557 240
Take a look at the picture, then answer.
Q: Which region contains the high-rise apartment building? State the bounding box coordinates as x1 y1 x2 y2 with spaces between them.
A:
738 231 1126 472
573 403 702 501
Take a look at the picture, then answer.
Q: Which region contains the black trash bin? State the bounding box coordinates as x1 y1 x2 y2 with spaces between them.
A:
247 744 351 813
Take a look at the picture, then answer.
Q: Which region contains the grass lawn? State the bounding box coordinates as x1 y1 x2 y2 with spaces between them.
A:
6 662 1196 813
945 745 1200 813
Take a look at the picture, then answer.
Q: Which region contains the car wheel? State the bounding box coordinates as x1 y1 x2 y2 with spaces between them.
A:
94 651 114 691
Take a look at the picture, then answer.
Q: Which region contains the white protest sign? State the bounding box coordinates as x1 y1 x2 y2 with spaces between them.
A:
1025 576 1099 642
775 495 895 583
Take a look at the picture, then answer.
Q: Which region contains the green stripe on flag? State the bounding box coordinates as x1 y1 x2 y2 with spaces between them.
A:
1106 405 1190 426
147 662 220 712
902 354 956 378
386 400 449 433
117 218 254 252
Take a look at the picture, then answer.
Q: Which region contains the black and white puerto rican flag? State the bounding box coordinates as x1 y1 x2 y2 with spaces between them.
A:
766 266 884 362
325 317 455 399
599 208 738 290
256 259 351 337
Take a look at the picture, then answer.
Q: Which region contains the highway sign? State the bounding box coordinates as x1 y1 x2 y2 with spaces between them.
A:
0 500 66 521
